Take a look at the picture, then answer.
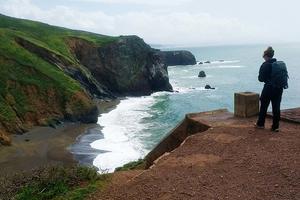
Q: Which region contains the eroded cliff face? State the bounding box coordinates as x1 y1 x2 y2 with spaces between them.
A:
16 37 113 99
0 38 99 145
155 50 197 66
0 76 98 145
68 36 173 96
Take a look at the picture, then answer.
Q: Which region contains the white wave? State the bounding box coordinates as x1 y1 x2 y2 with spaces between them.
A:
182 75 198 79
168 66 177 70
151 91 172 97
91 96 157 172
202 65 246 69
172 85 206 94
197 60 240 65
211 60 240 64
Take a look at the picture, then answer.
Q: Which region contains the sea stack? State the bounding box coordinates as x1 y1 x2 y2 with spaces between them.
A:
205 85 215 89
198 71 206 78
155 50 197 66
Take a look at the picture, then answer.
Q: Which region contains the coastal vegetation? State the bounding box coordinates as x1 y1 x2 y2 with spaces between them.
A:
0 165 111 200
115 159 146 172
0 14 116 143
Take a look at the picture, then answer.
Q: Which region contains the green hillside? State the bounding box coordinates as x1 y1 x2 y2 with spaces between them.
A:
0 14 117 143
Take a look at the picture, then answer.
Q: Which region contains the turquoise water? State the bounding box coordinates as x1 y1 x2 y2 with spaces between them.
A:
74 44 300 172
141 43 300 149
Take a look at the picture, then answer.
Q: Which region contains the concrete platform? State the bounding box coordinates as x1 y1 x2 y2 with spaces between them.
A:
268 107 300 124
90 108 300 200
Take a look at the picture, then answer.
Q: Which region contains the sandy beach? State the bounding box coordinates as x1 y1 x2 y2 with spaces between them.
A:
0 99 120 176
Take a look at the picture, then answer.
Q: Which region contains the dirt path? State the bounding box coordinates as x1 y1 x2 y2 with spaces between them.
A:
90 110 300 200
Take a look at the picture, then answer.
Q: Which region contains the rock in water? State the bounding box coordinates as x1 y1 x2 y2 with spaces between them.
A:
155 50 197 66
204 61 211 64
205 85 215 90
198 71 206 78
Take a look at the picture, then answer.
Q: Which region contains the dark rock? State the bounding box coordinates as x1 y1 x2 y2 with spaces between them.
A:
205 85 215 90
198 62 203 65
80 105 99 123
16 35 174 97
65 105 99 124
69 36 173 96
155 50 197 66
198 71 206 78
204 61 211 64
0 130 11 146
48 119 59 129
49 123 57 129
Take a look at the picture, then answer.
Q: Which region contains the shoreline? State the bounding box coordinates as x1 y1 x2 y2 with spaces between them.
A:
0 99 120 176
70 98 122 168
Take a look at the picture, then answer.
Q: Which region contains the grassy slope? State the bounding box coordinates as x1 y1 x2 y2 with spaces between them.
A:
0 165 111 200
0 14 117 136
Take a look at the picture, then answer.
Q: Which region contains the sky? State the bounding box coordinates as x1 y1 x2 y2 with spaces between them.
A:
0 0 299 46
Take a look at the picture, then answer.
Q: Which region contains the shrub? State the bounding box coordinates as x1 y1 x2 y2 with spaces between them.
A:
115 159 145 172
0 165 110 200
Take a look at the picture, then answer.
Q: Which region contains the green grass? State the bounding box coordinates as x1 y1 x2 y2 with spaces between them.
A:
0 14 117 61
0 14 118 131
0 165 111 200
115 159 145 172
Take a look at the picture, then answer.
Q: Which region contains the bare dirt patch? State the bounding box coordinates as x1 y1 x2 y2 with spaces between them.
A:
90 110 300 200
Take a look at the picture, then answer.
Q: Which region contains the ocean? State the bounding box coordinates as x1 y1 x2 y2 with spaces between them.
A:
70 43 300 172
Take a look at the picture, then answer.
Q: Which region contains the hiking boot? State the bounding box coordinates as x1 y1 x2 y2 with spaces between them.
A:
271 128 280 133
254 123 265 129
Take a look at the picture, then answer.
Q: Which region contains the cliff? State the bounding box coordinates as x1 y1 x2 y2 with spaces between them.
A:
155 50 197 66
68 35 173 96
0 14 196 144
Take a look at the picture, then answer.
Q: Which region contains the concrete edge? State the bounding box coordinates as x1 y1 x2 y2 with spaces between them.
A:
144 109 229 169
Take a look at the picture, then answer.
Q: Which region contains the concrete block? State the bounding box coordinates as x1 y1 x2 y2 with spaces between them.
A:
234 92 259 118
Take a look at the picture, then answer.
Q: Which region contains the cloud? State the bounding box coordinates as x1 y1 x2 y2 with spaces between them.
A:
0 0 276 46
66 0 190 6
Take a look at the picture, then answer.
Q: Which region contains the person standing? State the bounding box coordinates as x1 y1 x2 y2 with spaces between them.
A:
255 47 288 132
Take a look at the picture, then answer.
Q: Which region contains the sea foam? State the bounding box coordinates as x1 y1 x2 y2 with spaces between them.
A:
91 96 156 172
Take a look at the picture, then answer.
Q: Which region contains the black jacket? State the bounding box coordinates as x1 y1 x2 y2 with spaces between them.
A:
258 58 277 84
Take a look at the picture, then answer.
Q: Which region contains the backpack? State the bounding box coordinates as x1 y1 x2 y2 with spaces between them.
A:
271 61 289 89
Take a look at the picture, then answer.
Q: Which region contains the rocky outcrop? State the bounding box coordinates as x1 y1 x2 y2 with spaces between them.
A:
0 129 11 146
198 71 206 78
16 37 113 99
22 34 176 96
155 50 196 66
68 36 173 96
205 85 215 90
